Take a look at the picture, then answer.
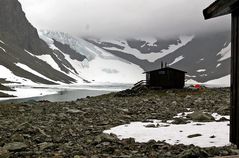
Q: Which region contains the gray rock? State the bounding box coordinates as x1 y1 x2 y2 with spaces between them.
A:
38 142 54 150
230 149 239 155
187 112 215 122
172 118 188 124
145 124 156 128
95 133 117 144
66 108 83 114
10 134 25 142
178 147 209 158
172 101 177 106
3 142 27 151
220 150 229 156
118 108 129 113
217 105 229 114
165 151 172 157
217 117 229 122
0 148 9 158
187 134 202 138
185 95 192 99
194 98 203 103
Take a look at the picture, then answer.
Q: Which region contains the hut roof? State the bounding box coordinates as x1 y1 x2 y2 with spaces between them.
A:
143 67 187 74
203 0 239 19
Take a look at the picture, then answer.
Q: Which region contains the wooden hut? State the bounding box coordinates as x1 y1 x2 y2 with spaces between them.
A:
203 0 239 146
143 67 186 89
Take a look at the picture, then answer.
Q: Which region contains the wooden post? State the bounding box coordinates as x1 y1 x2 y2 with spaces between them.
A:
231 10 239 146
203 0 239 147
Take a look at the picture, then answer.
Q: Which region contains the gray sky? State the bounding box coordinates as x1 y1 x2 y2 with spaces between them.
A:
18 0 230 38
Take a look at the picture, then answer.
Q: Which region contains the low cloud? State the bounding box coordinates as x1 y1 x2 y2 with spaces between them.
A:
19 0 230 38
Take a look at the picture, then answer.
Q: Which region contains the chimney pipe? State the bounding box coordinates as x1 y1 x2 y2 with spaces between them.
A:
161 61 164 68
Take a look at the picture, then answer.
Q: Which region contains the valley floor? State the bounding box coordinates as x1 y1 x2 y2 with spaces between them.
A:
0 87 238 157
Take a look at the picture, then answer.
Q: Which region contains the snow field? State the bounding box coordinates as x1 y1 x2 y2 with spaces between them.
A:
104 113 230 147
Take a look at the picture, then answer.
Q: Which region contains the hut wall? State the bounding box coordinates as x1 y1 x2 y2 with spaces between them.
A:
149 70 169 87
168 70 185 89
148 69 185 89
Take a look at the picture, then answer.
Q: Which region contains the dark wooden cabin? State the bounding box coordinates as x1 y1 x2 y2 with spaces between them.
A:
203 0 239 146
144 67 186 89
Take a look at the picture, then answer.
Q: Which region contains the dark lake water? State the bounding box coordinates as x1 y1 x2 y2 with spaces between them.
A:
0 89 112 104
0 84 133 103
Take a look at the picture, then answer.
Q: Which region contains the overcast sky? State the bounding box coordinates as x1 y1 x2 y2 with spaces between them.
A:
18 0 230 38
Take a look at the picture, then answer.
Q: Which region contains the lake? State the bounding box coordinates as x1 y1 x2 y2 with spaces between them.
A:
0 84 132 103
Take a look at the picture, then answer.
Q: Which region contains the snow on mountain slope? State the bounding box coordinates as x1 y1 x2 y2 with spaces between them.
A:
0 47 6 53
217 43 231 62
0 65 35 85
0 40 5 44
92 36 194 63
88 31 231 84
39 31 145 84
136 37 158 47
25 49 62 72
24 49 87 85
0 64 59 100
169 55 184 66
204 75 230 87
15 62 58 84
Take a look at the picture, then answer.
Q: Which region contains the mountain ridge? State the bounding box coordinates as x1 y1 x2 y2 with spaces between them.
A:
87 31 231 83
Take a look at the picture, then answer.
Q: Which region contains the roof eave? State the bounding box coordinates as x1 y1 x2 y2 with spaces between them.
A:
203 0 239 20
143 67 187 74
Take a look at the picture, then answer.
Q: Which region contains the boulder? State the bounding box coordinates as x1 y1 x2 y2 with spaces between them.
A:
178 147 209 158
187 112 215 122
3 142 27 151
94 133 117 144
172 118 189 124
0 148 9 158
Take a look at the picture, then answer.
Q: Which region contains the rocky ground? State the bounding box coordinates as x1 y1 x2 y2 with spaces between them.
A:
0 87 237 158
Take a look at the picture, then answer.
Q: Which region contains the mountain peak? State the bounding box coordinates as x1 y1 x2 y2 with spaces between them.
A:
0 0 49 55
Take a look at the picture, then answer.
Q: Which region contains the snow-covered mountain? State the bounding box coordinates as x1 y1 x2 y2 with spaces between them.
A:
38 31 144 83
0 0 144 86
0 28 144 85
87 32 231 83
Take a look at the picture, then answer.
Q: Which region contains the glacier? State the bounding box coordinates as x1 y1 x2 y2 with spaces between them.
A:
39 30 145 84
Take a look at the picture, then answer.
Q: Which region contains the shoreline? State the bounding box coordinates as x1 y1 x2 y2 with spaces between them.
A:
0 83 131 102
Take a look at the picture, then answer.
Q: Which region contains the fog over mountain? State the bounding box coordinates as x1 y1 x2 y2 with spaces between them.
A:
18 0 230 38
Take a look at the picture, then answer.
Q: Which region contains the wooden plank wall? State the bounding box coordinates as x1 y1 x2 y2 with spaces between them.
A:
231 10 239 146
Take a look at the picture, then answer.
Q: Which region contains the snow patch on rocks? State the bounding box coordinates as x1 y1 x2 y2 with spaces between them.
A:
104 112 230 147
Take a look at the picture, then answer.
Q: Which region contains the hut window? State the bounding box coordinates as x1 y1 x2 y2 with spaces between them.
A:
158 71 166 75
